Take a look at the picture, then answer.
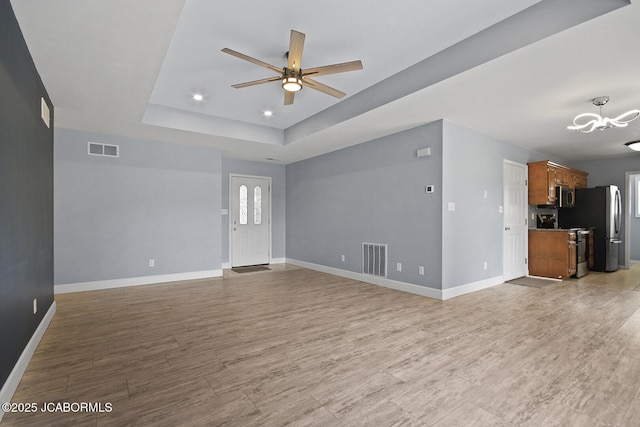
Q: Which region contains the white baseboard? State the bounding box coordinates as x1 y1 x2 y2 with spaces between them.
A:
286 258 505 301
441 276 504 300
0 301 56 422
54 270 223 294
286 258 442 300
221 262 231 269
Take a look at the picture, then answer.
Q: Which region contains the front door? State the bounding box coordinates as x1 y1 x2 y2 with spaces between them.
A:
230 175 270 267
503 161 528 281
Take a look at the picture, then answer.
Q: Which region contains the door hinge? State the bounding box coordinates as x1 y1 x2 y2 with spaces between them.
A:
525 257 528 265
524 179 528 186
524 218 528 226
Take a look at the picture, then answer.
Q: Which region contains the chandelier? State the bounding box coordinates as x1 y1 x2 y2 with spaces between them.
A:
567 96 640 133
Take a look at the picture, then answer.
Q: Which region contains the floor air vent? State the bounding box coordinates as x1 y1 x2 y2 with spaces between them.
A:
88 142 119 157
362 243 387 277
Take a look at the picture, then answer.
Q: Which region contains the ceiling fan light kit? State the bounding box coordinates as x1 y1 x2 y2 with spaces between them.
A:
282 71 302 92
222 29 363 105
567 96 640 133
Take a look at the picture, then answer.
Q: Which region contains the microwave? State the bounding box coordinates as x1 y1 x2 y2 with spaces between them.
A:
556 185 575 208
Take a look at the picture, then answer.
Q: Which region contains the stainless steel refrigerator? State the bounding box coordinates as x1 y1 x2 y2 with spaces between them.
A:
558 185 622 272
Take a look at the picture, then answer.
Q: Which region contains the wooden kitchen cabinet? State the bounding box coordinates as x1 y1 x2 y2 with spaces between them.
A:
574 172 588 189
528 162 557 205
529 229 577 279
527 161 588 205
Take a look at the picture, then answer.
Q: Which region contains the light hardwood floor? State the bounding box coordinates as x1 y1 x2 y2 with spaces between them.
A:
3 264 640 426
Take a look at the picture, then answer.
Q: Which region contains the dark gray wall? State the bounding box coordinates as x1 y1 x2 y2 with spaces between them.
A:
54 128 222 285
441 121 548 289
286 122 443 289
0 0 54 389
570 154 640 266
221 158 286 264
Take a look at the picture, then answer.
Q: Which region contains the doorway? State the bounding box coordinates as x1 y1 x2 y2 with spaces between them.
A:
230 175 271 267
624 171 640 268
503 160 528 281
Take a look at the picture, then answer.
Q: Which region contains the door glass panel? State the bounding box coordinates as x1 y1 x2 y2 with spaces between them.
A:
239 185 248 225
254 186 262 225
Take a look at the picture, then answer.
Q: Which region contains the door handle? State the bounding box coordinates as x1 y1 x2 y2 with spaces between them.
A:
505 227 511 231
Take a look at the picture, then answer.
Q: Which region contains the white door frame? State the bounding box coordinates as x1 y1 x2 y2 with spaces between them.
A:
624 170 640 269
229 174 272 267
503 159 528 280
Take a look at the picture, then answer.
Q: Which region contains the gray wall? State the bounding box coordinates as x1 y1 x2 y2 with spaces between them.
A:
570 154 640 266
286 122 444 289
221 158 286 263
54 128 222 285
441 121 548 289
0 0 54 389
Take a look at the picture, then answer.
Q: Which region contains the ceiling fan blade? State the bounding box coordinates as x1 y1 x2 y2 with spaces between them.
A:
231 76 281 89
303 60 363 78
284 91 295 105
287 30 305 71
221 48 282 74
303 78 346 99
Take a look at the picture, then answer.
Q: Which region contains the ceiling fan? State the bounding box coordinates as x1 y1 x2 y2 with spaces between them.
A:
222 29 363 105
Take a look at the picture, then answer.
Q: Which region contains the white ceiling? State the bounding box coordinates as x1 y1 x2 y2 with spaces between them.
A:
10 0 640 164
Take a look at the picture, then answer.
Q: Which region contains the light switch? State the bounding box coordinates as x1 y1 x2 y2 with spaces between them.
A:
448 202 456 211
416 147 431 157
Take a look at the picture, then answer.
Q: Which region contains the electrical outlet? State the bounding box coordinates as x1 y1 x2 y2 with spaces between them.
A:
484 261 488 270
149 259 155 267
419 266 425 275
397 262 402 272
341 255 345 262
33 298 37 314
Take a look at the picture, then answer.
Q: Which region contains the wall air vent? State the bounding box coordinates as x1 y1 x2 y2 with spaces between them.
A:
362 243 387 277
88 142 119 158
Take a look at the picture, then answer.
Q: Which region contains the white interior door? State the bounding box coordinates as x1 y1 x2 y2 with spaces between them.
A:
503 161 528 281
230 175 270 267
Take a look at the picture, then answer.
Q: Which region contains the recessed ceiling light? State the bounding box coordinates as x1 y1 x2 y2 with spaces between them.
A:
192 94 204 101
264 110 273 117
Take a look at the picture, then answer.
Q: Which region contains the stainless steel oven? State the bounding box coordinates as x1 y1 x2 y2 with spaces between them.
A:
575 229 589 278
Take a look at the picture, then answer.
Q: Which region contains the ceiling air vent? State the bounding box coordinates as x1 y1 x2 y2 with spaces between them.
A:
88 142 119 158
